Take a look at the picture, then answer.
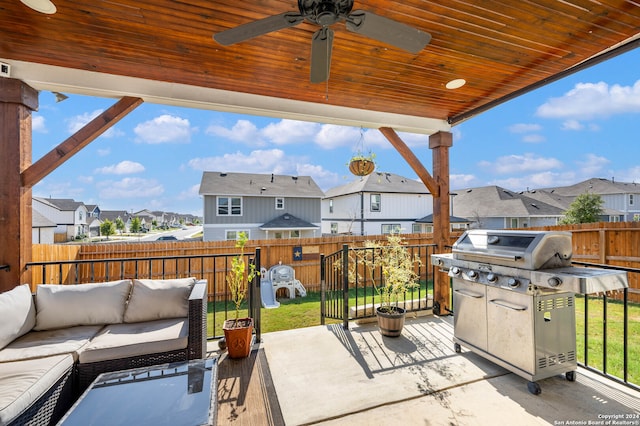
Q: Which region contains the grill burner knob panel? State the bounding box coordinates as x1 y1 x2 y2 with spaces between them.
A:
548 277 562 287
507 278 520 288
451 267 461 276
487 273 497 283
467 270 478 280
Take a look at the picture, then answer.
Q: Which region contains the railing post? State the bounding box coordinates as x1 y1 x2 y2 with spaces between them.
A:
342 244 349 330
252 248 262 343
320 253 326 326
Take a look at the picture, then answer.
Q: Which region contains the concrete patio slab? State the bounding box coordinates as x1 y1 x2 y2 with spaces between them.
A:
261 315 640 425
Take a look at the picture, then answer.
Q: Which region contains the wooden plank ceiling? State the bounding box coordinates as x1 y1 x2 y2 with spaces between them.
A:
0 0 639 133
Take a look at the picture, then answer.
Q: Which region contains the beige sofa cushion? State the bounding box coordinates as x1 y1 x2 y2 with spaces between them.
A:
0 325 103 363
78 318 188 364
34 280 132 331
124 278 195 323
0 353 74 425
0 284 36 350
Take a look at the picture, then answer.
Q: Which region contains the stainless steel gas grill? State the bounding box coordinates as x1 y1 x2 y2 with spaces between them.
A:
431 230 628 395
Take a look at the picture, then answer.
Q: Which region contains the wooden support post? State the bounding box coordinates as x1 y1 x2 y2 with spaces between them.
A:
430 131 453 316
0 79 38 292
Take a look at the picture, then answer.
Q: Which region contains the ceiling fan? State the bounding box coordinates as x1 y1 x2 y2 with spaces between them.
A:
213 0 431 83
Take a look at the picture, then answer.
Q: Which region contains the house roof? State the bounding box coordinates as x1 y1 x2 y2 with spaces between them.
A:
416 214 470 224
324 172 429 197
524 188 624 217
199 172 324 198
260 214 319 230
100 210 131 222
32 210 56 228
453 186 566 218
34 197 85 212
542 178 640 196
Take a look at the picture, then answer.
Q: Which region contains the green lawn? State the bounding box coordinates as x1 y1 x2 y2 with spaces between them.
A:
575 295 640 385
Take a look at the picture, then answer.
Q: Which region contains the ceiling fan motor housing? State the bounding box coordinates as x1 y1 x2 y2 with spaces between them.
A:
299 0 354 26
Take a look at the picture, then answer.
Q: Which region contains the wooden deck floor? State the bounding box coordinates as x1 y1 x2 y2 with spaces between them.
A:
214 344 284 426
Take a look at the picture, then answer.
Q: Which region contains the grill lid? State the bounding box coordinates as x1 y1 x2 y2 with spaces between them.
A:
452 230 573 270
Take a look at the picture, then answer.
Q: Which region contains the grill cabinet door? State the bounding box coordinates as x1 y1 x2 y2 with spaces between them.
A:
453 279 487 351
486 287 535 374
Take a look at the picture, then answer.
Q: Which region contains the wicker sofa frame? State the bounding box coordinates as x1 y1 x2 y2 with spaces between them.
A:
7 280 208 426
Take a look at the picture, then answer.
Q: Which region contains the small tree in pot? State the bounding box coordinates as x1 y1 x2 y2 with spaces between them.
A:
348 233 422 337
222 232 257 358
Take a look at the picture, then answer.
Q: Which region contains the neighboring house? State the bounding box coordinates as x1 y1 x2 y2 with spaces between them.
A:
199 172 324 241
452 186 565 229
85 204 101 219
32 210 56 244
540 178 637 221
32 197 89 240
100 210 132 233
322 172 432 236
415 214 471 233
522 188 623 222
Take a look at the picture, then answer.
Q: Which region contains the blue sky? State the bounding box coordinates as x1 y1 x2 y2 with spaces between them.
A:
31 48 640 216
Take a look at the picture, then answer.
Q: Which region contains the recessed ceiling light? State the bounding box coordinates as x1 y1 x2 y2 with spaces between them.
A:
446 78 466 90
20 0 56 14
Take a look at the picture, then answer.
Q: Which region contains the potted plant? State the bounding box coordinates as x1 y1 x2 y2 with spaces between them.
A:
222 232 257 358
348 152 376 176
350 233 421 337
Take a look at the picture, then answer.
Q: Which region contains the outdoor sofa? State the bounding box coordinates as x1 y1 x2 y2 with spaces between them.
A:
0 277 207 426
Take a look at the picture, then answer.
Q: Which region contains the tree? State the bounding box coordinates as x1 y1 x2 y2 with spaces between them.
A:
130 217 142 233
560 192 604 224
100 219 116 240
115 217 125 234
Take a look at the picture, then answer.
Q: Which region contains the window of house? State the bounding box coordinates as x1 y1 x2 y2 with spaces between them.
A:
381 224 401 234
630 194 635 206
274 232 283 239
412 223 421 233
217 197 242 216
275 197 284 210
290 230 300 238
510 218 518 228
226 230 249 240
330 223 338 234
329 199 333 214
79 211 83 221
370 194 381 212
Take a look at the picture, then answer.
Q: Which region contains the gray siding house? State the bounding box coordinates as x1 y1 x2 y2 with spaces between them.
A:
199 172 324 241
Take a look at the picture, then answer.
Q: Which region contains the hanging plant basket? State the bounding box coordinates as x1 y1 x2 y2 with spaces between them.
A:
349 157 375 176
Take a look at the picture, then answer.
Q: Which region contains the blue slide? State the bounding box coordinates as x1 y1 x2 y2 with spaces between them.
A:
260 279 280 309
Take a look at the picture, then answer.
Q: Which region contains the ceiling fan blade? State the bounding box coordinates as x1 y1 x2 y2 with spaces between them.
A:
345 10 431 54
310 27 334 84
214 12 305 46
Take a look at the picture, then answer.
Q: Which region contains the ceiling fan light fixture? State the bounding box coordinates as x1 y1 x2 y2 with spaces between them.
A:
20 0 56 14
446 78 466 89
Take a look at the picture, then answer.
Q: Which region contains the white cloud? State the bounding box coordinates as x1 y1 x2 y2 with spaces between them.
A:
561 120 584 131
263 120 320 145
134 114 193 144
97 148 111 156
178 184 201 200
78 175 94 184
615 166 640 184
188 149 288 173
479 153 563 175
536 80 640 120
32 115 47 133
67 110 123 138
206 119 262 145
95 160 145 175
575 154 609 176
509 123 542 133
522 134 545 143
97 177 164 199
450 174 477 189
490 171 578 191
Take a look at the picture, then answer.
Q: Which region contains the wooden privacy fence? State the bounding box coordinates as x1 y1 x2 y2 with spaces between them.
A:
29 223 640 302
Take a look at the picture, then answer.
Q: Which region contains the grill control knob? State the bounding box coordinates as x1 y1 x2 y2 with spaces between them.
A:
467 270 478 280
507 278 520 288
451 267 461 276
548 277 562 287
486 273 497 283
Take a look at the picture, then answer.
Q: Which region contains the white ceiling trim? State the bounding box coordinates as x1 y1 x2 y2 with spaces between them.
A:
2 59 451 135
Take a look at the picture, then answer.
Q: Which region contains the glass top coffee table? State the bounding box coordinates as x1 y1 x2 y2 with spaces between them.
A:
57 358 217 426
